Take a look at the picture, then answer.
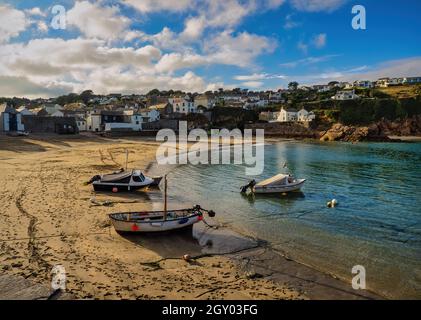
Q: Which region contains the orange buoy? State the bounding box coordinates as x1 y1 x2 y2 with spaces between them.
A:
112 187 118 193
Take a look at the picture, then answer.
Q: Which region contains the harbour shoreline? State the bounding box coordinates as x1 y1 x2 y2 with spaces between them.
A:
0 134 380 300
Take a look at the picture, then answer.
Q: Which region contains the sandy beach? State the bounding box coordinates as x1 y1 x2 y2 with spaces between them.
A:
0 134 379 300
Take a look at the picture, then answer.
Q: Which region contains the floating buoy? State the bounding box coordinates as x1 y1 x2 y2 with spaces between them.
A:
112 187 118 193
327 199 339 208
282 192 287 196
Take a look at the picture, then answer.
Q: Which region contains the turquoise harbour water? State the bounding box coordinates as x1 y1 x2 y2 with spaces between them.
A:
164 141 421 299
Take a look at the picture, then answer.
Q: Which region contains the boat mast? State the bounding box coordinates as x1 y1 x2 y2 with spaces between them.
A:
164 175 168 221
125 149 129 171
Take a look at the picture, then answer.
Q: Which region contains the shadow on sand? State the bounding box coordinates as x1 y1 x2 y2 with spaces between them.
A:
120 222 260 259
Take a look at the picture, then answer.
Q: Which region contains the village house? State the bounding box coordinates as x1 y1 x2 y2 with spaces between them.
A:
148 103 172 119
402 77 421 85
41 103 63 115
376 78 402 88
297 108 316 122
332 90 360 100
354 80 374 89
276 107 298 122
16 106 34 116
0 103 25 132
269 92 284 103
312 85 331 93
87 110 126 132
168 95 196 114
194 94 215 111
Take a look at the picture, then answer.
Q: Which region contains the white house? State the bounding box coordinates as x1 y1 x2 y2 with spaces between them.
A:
313 85 331 93
140 108 160 122
169 95 196 114
0 103 25 132
123 110 143 131
42 103 63 115
276 107 298 122
16 106 34 116
297 108 316 122
354 80 374 88
332 90 360 100
402 77 421 85
376 78 402 88
75 117 87 132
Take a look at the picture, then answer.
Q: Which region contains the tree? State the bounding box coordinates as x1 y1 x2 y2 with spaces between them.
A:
80 90 94 104
288 82 299 91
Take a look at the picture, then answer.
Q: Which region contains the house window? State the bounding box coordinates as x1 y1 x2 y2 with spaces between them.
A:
136 121 139 125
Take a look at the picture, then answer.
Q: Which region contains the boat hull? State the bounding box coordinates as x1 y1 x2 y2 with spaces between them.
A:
253 179 306 194
93 183 148 192
109 213 202 233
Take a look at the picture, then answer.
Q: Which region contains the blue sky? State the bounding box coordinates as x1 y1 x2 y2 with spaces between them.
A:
0 0 420 97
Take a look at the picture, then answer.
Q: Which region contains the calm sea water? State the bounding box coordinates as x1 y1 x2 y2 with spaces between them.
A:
158 141 421 299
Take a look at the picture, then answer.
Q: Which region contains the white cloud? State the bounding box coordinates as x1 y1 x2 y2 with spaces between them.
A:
205 31 276 67
290 0 347 12
180 16 207 41
280 54 340 67
234 73 286 81
67 1 130 40
155 52 207 73
313 33 327 48
0 75 72 97
242 81 264 88
25 7 46 17
0 5 27 43
123 0 194 13
284 14 300 29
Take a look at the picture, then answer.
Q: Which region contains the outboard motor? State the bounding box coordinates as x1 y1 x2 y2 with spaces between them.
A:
240 180 256 193
86 175 101 185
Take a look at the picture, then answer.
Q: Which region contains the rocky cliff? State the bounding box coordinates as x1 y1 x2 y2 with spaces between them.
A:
320 115 421 142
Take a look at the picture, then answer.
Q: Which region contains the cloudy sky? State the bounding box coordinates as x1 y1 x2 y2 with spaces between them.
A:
0 0 420 98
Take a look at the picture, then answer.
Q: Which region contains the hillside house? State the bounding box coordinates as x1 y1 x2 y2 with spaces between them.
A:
169 95 196 114
354 80 374 89
297 108 316 122
332 90 360 100
276 107 298 122
16 106 34 116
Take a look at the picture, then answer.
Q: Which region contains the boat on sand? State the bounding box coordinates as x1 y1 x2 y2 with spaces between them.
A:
109 176 215 233
87 169 161 192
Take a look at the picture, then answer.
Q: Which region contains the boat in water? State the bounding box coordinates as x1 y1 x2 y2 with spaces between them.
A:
241 174 306 194
87 169 161 192
109 176 215 233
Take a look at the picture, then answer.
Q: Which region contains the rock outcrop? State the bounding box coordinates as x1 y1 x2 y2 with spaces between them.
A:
320 115 421 142
320 124 390 142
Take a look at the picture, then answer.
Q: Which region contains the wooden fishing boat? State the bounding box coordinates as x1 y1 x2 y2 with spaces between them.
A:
241 174 306 194
109 206 214 233
109 176 215 233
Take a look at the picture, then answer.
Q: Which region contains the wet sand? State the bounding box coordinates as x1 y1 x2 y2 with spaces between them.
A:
0 134 379 300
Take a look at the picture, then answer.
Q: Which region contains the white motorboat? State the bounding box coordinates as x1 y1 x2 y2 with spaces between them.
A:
87 169 157 192
241 174 306 194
